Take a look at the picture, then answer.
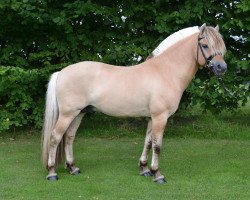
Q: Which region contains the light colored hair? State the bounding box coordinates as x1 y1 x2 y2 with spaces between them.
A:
151 26 199 57
202 26 226 56
150 25 226 58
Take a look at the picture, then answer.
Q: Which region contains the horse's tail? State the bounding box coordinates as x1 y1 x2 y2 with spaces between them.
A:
41 72 63 169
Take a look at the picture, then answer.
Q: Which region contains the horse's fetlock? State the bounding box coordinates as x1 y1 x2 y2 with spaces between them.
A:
139 160 147 167
47 165 55 171
66 162 75 170
150 167 159 175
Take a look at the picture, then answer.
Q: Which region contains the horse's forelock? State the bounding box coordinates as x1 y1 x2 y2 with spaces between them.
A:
203 27 226 56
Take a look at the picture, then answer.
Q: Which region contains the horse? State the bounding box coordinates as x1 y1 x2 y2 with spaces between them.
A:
41 24 227 183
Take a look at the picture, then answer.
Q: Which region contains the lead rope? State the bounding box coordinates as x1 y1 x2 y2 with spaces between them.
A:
217 77 250 98
216 77 234 97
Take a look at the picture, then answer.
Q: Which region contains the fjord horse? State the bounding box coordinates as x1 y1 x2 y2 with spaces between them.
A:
42 24 227 183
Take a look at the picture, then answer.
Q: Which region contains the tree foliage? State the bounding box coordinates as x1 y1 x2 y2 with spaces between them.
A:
0 0 249 132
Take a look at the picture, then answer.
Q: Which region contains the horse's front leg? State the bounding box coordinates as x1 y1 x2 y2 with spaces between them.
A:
150 113 168 184
139 120 153 176
64 113 84 175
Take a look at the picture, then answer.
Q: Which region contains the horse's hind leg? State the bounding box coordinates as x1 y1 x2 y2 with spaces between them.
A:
47 112 79 180
64 113 84 175
139 120 153 176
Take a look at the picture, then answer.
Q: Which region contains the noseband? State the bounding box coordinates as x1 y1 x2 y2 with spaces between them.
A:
197 37 222 69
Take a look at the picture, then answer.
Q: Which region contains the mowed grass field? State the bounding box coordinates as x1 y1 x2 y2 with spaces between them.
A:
0 105 249 200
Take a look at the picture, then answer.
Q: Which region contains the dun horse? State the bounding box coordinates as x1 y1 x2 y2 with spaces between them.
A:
42 24 227 183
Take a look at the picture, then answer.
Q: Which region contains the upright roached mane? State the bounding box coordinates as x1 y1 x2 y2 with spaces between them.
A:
42 24 227 183
150 26 200 57
148 26 226 59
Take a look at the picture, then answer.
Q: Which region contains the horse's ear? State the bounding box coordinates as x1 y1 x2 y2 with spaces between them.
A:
215 24 219 31
199 23 206 34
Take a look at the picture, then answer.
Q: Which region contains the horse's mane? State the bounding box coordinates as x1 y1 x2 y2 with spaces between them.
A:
151 26 200 57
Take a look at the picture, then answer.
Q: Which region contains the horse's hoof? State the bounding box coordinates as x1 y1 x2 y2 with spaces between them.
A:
47 175 58 181
154 178 166 184
142 171 153 177
71 168 81 175
140 169 153 177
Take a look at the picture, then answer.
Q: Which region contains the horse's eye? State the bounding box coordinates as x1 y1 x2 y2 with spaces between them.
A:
202 44 209 49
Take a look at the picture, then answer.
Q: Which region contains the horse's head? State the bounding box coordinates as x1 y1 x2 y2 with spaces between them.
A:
197 24 227 76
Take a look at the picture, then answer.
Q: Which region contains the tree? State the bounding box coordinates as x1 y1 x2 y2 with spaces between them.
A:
0 0 249 132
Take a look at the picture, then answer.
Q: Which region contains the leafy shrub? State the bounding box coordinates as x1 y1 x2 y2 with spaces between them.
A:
0 67 44 132
0 0 249 133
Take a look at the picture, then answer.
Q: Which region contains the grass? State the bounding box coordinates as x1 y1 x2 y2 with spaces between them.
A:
0 104 249 199
0 137 249 200
76 103 250 140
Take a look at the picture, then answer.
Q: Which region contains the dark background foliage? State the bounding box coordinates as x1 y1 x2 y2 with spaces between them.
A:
0 0 249 132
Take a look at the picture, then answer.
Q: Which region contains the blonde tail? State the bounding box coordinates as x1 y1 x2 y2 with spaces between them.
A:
41 72 60 168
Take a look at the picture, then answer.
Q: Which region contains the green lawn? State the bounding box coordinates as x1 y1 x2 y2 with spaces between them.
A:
0 137 250 200
0 106 249 199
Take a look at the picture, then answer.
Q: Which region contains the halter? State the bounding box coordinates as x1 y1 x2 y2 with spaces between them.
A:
197 36 222 69
197 36 233 97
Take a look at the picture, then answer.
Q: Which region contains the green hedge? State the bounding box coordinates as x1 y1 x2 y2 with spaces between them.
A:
0 0 249 132
0 67 44 131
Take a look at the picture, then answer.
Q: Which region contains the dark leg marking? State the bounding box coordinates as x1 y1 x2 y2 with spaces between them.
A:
66 162 80 175
140 161 147 167
66 162 74 171
150 168 159 175
146 141 152 150
154 145 161 155
47 165 54 171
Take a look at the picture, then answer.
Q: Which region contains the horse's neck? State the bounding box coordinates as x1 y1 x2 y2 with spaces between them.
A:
153 33 199 92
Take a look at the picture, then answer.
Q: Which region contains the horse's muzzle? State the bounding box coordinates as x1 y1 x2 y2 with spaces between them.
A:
210 60 227 76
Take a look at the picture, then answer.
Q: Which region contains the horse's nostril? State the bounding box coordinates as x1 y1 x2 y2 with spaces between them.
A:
217 64 221 69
